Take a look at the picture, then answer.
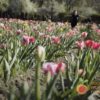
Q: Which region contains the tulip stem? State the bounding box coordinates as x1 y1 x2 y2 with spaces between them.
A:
35 61 41 100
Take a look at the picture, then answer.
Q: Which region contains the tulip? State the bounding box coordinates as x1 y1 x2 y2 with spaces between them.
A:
91 42 100 49
85 40 93 48
22 35 35 45
96 29 100 35
96 28 100 32
81 32 88 38
85 40 100 50
76 84 88 95
16 29 22 35
29 36 35 43
56 62 66 73
42 62 57 76
78 69 86 76
37 46 45 61
76 41 85 50
22 35 30 45
42 62 66 76
51 36 61 44
35 46 45 100
78 69 84 75
66 30 76 37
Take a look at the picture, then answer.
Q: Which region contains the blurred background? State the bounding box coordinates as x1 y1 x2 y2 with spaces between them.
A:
0 0 100 22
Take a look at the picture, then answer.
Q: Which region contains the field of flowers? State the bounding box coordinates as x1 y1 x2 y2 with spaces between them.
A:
0 18 100 100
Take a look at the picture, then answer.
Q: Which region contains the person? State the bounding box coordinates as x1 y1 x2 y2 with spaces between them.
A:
71 10 79 29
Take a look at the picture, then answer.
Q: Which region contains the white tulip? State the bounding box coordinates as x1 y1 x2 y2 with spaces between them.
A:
37 46 45 61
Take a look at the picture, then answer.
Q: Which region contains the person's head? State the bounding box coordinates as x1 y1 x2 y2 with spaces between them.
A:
74 10 78 15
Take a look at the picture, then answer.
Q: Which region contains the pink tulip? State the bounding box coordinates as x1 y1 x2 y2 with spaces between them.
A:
29 36 35 43
22 35 30 45
76 41 85 50
85 40 93 48
96 29 100 33
91 42 100 49
85 40 100 50
22 35 35 45
42 62 66 76
96 29 100 36
66 30 76 37
51 36 61 44
56 62 66 73
81 32 88 38
42 62 57 76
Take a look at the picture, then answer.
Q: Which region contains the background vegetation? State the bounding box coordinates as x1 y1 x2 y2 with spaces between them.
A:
0 0 100 21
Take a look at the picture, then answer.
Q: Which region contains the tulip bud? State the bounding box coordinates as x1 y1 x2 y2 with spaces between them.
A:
37 46 45 61
78 69 86 76
78 69 84 75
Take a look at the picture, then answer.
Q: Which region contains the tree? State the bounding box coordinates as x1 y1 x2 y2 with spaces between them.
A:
9 0 22 17
0 0 9 17
9 0 38 18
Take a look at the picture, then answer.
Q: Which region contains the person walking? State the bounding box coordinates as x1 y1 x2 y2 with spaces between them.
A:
71 10 79 29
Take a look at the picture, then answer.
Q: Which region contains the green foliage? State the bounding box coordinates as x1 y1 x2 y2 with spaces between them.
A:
9 0 38 15
0 0 9 12
0 0 100 20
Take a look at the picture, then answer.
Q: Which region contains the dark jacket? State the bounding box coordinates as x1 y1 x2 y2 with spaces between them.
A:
71 14 79 28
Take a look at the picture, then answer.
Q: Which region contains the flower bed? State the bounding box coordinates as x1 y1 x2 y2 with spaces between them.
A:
0 18 100 100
